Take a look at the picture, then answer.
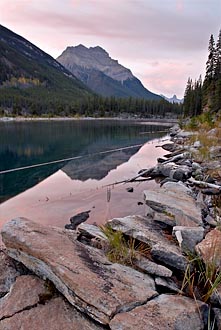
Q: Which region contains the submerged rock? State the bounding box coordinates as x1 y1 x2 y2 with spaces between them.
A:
65 210 91 230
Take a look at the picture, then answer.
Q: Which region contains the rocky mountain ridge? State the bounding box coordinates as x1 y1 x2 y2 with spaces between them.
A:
0 25 73 77
57 45 161 100
59 45 134 82
161 94 184 104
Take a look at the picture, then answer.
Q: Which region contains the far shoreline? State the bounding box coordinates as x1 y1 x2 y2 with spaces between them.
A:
0 116 178 126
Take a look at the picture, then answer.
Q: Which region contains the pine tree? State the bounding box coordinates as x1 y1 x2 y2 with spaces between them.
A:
214 29 221 80
213 29 221 112
183 78 193 117
205 34 216 81
202 34 216 111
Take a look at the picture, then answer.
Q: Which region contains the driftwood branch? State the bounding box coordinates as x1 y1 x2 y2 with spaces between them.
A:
160 152 189 165
188 177 221 190
102 171 153 188
124 169 153 183
164 149 186 158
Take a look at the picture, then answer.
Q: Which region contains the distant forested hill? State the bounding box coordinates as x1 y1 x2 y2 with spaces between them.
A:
0 25 93 115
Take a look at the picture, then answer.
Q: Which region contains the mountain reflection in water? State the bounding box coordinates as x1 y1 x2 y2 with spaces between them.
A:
62 147 141 181
0 135 169 232
0 120 168 202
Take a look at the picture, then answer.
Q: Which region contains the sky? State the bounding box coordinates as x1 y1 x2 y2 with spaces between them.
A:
0 0 220 98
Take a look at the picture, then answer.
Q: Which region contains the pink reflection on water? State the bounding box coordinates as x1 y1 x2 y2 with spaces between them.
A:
0 139 168 231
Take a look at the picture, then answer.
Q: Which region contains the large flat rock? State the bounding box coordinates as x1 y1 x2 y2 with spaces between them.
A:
0 297 105 330
0 274 105 329
144 182 202 227
108 215 187 271
110 294 208 330
1 218 157 325
0 275 47 320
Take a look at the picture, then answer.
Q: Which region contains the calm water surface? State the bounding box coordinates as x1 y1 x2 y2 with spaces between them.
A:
0 119 169 230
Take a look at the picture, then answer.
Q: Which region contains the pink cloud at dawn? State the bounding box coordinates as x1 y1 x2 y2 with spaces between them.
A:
0 0 220 98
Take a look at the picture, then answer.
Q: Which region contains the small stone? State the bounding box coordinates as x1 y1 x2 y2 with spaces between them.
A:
152 212 175 227
192 162 202 170
210 146 221 158
151 243 187 272
206 176 216 184
158 162 178 177
133 255 172 277
193 140 201 148
172 226 205 253
171 167 192 181
169 124 180 137
157 157 167 163
155 276 182 293
204 214 218 227
126 187 134 193
177 130 195 138
176 159 192 167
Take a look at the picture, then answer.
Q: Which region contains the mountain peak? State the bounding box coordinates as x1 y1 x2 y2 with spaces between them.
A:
57 45 161 100
89 45 108 54
57 44 133 82
161 94 183 104
76 44 87 49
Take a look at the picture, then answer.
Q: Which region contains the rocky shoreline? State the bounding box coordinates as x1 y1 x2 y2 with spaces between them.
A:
1 124 221 329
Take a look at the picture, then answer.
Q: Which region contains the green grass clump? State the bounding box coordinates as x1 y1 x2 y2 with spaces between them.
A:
100 225 150 266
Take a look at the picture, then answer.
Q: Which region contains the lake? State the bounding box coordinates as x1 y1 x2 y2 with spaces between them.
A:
0 119 170 230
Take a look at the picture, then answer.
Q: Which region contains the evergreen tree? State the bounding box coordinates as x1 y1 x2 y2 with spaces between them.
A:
183 78 193 117
202 34 216 112
205 34 216 82
215 29 221 80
